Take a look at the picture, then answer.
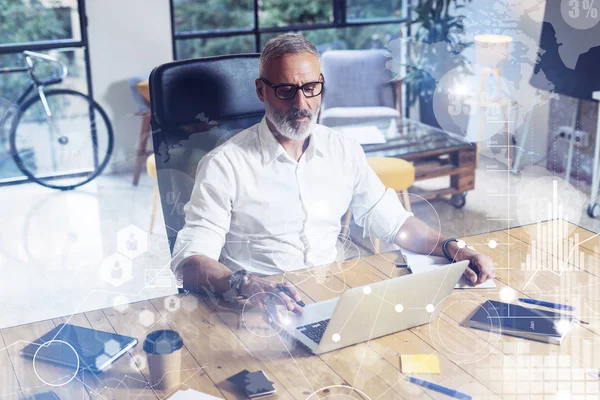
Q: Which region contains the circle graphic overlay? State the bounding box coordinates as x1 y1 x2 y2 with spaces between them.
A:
427 293 501 364
562 0 600 30
33 339 80 386
241 292 292 338
364 192 442 265
433 65 515 146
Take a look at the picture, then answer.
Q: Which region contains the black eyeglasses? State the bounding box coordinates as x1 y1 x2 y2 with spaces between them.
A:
259 75 325 100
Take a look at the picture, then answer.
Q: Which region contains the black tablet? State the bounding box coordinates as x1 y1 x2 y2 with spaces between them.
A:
21 323 138 373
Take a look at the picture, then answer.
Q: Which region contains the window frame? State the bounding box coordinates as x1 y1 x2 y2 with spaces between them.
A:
0 0 95 187
170 0 412 58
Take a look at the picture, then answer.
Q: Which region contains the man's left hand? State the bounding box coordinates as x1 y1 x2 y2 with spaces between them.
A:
457 252 495 285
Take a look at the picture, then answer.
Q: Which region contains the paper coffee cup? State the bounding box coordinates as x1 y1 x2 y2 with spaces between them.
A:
143 330 184 389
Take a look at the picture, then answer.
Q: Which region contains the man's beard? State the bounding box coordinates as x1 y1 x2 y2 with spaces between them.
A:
264 101 319 140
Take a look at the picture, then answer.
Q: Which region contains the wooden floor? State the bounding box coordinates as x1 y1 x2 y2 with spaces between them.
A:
1 222 600 399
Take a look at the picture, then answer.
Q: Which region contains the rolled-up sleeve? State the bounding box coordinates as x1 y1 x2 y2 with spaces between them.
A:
348 141 413 243
171 151 236 274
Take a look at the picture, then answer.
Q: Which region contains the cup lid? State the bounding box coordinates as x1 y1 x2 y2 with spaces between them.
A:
143 330 183 355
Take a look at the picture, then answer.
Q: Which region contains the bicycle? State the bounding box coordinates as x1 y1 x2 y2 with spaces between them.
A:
0 50 113 190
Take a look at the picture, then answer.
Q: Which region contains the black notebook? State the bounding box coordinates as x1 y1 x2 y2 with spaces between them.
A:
468 300 574 345
227 369 276 398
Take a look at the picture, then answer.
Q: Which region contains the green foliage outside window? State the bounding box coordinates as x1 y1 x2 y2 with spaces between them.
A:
346 0 404 20
0 0 69 44
259 0 332 27
173 0 254 31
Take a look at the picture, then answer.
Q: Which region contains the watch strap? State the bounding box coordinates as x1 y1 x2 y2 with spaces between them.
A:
441 238 458 262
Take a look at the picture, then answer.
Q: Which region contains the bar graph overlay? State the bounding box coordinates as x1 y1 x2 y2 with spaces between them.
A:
521 180 585 273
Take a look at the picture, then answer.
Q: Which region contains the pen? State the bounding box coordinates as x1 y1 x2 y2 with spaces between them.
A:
518 298 575 311
276 284 305 307
406 377 472 400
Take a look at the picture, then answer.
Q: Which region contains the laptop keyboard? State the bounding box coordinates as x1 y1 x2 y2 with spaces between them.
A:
297 319 330 344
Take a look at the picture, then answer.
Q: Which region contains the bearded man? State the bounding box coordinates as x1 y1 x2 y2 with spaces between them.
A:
171 33 495 316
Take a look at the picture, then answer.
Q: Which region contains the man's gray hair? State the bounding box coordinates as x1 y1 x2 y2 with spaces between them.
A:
259 33 320 76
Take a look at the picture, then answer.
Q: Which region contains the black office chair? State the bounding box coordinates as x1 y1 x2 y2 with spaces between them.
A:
149 54 265 253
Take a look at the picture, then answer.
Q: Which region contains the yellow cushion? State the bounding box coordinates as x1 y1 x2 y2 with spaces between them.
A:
146 154 157 179
367 157 415 191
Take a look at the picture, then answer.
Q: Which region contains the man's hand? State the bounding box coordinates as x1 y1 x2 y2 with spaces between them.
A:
239 275 304 321
455 251 495 285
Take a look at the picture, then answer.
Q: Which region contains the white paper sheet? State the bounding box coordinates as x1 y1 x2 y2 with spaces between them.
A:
402 249 496 289
170 389 224 400
338 125 387 144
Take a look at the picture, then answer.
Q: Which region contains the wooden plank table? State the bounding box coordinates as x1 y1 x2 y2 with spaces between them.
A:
2 222 600 399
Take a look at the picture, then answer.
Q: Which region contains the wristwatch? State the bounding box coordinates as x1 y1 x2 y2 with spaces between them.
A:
228 270 250 297
441 238 458 262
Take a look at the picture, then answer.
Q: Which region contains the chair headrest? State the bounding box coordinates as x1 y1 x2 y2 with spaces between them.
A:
150 54 265 126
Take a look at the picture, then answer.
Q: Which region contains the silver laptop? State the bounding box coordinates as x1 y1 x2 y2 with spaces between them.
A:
282 260 469 354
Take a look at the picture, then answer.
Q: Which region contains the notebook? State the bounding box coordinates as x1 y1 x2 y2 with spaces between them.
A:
468 300 574 345
227 369 276 398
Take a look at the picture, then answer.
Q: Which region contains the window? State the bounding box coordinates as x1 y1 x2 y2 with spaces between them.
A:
171 0 410 59
0 0 93 185
0 0 82 43
176 35 255 60
173 0 254 31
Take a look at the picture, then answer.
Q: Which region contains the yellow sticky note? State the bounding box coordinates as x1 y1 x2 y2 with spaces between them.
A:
400 354 441 374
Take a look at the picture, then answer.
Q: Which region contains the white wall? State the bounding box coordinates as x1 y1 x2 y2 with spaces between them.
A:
86 0 173 174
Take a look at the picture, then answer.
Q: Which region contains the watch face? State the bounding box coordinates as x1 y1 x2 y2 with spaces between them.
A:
230 270 249 296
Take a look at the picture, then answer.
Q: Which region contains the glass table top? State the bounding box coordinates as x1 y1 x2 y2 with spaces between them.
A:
342 118 476 158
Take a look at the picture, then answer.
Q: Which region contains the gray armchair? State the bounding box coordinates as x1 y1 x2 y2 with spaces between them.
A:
319 49 403 127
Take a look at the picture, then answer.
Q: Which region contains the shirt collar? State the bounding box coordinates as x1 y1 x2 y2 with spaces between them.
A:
258 116 328 167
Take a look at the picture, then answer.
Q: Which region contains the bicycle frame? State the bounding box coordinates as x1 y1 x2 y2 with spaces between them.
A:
3 51 67 106
1 50 67 130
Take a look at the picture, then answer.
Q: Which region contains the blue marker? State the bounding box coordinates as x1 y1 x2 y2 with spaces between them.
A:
407 377 472 400
518 298 575 311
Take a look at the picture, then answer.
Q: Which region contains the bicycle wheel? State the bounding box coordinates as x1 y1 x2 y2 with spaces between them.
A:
9 89 113 190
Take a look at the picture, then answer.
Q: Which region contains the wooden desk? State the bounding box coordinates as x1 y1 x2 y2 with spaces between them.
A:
2 222 600 399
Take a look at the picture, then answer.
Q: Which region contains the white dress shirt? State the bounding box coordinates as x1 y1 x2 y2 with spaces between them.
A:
171 117 413 276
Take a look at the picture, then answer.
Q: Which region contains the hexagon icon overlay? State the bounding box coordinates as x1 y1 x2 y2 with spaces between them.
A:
99 253 133 287
117 224 147 259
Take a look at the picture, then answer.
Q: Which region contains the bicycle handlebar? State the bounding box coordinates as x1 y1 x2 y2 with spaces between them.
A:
23 50 68 82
